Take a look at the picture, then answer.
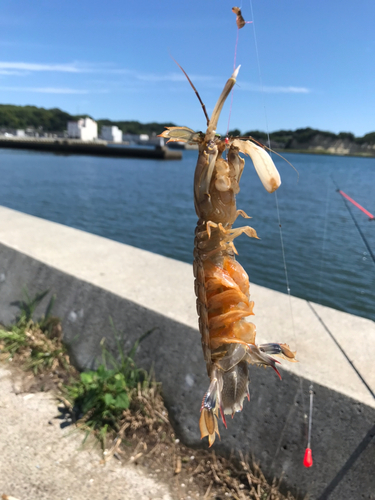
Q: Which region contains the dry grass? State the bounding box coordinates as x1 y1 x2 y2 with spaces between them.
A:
92 380 297 500
1 319 66 369
0 290 75 384
0 318 76 392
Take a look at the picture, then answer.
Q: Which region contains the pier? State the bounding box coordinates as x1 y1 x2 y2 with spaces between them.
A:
0 136 182 160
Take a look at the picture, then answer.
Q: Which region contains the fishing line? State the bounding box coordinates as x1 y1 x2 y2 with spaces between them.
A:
303 385 314 467
317 174 332 304
273 191 298 343
233 27 240 70
226 3 308 458
301 172 333 469
248 0 310 466
249 0 271 149
226 11 252 136
249 0 299 365
225 27 239 136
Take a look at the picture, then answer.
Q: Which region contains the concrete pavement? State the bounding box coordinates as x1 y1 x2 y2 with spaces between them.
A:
0 366 172 500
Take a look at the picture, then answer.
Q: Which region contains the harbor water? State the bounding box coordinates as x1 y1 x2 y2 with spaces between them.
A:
0 148 374 321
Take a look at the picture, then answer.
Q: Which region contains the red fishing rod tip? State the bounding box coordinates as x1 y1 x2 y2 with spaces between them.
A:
303 448 313 468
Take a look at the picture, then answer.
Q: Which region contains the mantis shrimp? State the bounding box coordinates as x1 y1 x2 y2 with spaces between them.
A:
160 66 296 446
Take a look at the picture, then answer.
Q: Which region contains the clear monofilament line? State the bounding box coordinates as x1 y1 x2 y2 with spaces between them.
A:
308 384 314 448
226 86 235 137
233 27 240 70
274 190 291 295
226 28 240 137
317 178 331 303
249 0 271 149
274 191 296 334
249 0 307 438
249 0 299 360
274 190 302 389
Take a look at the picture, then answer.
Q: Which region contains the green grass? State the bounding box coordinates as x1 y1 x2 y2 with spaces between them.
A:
64 324 154 446
0 289 70 374
0 288 157 448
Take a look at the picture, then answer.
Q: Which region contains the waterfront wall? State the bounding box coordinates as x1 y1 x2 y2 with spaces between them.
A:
0 206 374 499
0 137 181 159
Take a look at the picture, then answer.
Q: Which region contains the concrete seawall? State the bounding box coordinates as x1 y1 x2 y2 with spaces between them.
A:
0 206 374 499
0 137 182 160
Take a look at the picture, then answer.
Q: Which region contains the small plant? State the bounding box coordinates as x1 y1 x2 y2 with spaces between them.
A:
15 288 50 323
67 365 132 444
65 323 154 447
0 288 70 374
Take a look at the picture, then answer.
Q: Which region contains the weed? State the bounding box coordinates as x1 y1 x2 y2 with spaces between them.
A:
0 289 71 374
65 322 155 447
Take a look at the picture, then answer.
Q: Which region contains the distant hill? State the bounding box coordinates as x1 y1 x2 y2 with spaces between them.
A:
229 127 375 156
96 119 176 136
0 104 175 136
0 104 76 132
1 104 374 156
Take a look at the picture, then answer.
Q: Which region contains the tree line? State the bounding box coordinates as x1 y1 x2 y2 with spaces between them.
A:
0 104 374 145
227 128 375 147
0 104 174 136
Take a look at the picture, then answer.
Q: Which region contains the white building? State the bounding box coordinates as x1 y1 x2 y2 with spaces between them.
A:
67 118 98 141
101 125 122 143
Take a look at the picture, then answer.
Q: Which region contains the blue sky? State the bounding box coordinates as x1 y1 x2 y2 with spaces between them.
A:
1 0 374 136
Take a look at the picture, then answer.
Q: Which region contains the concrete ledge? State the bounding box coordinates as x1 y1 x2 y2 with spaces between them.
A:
0 206 374 499
0 138 182 159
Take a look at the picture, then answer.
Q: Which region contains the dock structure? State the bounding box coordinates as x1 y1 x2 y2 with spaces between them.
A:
0 205 374 499
0 136 182 160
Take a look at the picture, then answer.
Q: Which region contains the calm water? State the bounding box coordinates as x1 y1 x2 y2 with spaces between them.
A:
0 148 374 321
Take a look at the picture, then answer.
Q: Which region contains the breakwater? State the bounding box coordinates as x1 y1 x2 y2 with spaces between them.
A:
0 137 182 160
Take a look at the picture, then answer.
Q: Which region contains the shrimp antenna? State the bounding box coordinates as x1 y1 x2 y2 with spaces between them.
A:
264 145 299 181
170 55 210 126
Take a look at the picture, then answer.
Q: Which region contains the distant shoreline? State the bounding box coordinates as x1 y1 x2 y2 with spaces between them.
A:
275 148 375 158
0 137 374 160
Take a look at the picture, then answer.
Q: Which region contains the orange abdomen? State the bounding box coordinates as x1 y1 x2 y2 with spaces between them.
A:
203 256 256 350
